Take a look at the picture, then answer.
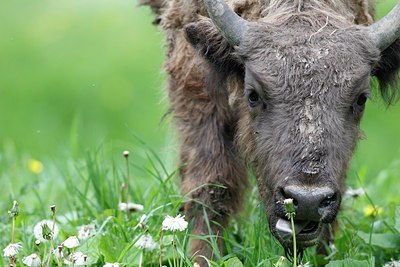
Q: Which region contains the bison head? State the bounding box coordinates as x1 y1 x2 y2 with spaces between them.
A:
186 0 400 252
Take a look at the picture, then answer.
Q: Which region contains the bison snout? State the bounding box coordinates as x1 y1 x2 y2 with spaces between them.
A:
279 185 340 222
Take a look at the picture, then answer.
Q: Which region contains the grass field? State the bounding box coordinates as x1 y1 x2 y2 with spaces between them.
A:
0 0 400 266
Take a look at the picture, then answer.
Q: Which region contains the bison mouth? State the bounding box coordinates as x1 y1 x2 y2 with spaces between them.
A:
275 218 322 247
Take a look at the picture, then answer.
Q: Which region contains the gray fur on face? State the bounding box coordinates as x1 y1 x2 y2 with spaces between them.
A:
235 19 381 245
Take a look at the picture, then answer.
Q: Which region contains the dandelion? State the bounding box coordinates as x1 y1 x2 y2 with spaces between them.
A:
78 224 96 240
384 260 400 267
134 234 156 267
8 200 19 218
64 252 89 266
62 236 80 249
274 256 287 267
134 234 157 251
33 219 59 242
104 262 120 267
283 198 296 218
118 202 144 212
28 159 44 174
53 245 64 258
161 214 188 232
137 214 148 229
345 187 365 198
3 243 22 257
363 204 383 217
22 253 41 267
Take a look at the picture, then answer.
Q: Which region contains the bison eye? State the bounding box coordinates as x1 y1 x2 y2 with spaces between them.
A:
356 93 368 106
353 93 368 116
246 89 262 108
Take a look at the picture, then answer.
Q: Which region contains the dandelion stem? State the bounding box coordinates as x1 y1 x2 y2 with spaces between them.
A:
46 205 57 267
124 151 130 205
11 217 15 243
139 251 143 267
290 214 297 267
172 233 177 267
159 230 164 267
9 200 19 244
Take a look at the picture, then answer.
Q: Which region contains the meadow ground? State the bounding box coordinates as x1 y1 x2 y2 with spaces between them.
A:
0 0 400 266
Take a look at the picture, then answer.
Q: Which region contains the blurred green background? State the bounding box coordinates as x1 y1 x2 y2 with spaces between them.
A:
0 0 399 179
0 0 169 162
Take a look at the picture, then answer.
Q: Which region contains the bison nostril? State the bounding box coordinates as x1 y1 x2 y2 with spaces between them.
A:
279 187 299 207
319 193 337 208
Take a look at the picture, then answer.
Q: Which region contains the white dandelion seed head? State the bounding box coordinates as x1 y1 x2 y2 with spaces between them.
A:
77 224 96 240
162 214 188 232
104 263 120 267
3 243 22 257
64 252 89 266
118 202 144 212
22 253 41 267
53 245 64 258
345 187 365 198
133 234 157 251
384 260 400 267
62 236 80 249
33 219 59 242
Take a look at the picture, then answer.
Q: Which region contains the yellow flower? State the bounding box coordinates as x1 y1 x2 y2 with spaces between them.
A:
28 159 43 174
363 205 383 217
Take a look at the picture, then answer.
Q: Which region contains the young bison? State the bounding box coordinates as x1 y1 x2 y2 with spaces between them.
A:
140 0 400 264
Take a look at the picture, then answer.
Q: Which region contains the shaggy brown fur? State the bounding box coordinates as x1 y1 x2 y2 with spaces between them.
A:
139 0 400 265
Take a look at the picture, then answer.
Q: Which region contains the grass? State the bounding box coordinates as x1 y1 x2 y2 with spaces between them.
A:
0 139 399 266
1 0 400 266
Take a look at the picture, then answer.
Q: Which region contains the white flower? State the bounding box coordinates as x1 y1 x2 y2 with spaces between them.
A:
64 252 89 266
63 236 80 249
118 202 144 212
133 234 157 251
3 243 22 257
53 245 64 258
162 214 188 232
78 224 96 240
298 262 311 267
384 260 400 267
104 263 120 267
137 214 148 228
345 187 365 198
22 253 41 267
33 219 59 242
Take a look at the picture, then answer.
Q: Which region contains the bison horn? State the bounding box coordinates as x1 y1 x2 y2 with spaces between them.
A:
203 0 249 46
368 2 400 51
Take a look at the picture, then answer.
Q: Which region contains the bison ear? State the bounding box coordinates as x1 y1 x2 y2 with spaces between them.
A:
372 39 400 105
185 18 243 73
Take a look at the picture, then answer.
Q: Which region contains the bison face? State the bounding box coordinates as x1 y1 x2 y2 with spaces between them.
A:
186 0 400 253
235 23 377 249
